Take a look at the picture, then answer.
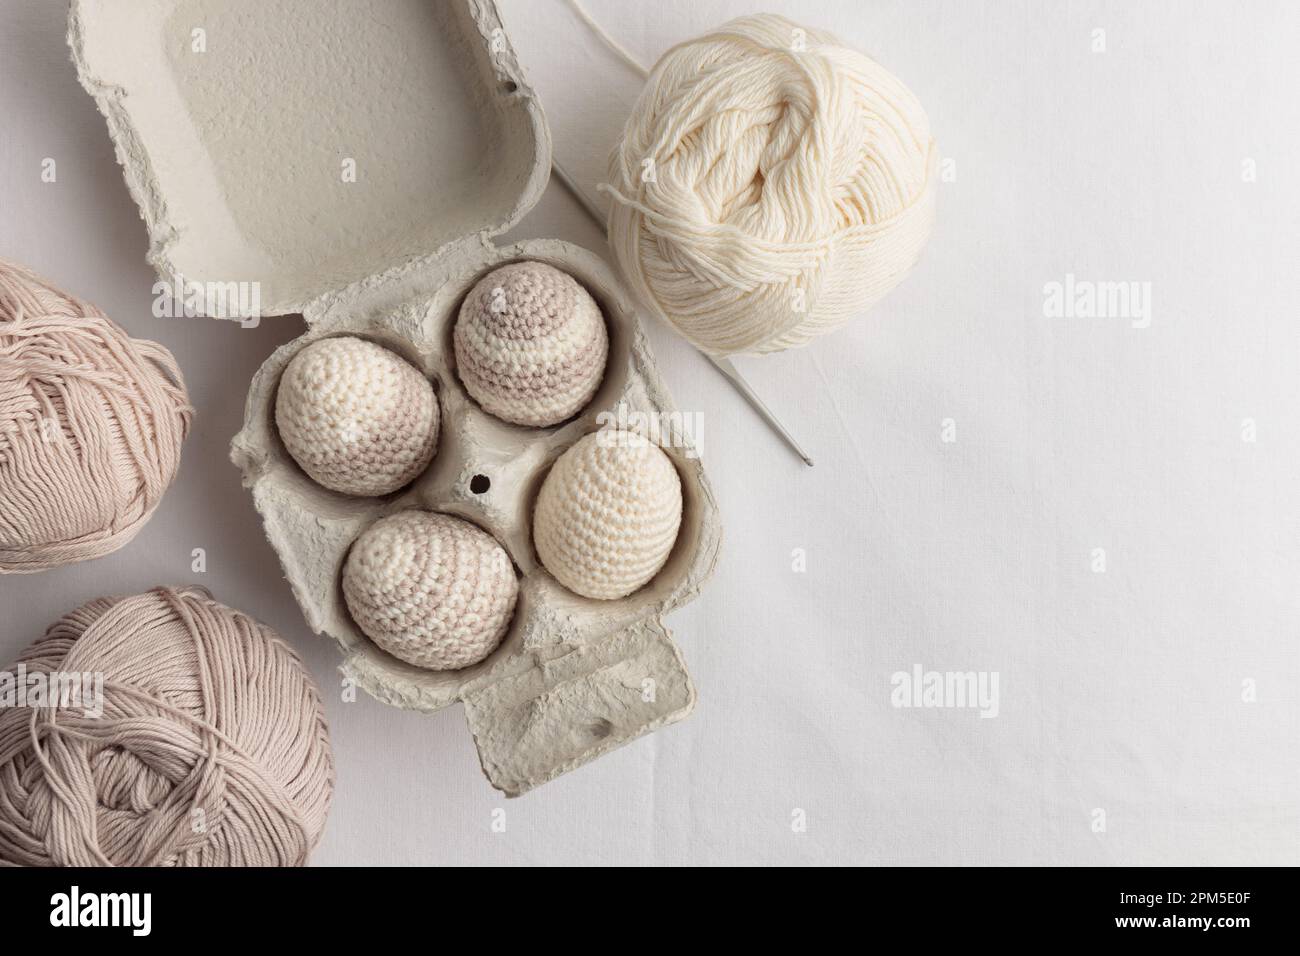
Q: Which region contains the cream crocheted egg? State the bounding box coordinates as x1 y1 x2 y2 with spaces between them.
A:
342 511 518 671
276 336 439 496
454 261 609 427
533 430 683 600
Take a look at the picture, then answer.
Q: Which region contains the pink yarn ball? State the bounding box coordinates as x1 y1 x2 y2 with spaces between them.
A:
0 259 191 572
0 587 335 866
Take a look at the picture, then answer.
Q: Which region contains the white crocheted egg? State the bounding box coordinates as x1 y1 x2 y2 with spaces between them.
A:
454 261 609 427
342 511 518 671
533 430 683 600
276 336 439 496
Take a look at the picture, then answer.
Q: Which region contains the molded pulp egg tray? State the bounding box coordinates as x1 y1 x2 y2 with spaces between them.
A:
70 0 720 795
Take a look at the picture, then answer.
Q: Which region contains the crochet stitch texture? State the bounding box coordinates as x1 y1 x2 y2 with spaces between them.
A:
275 336 439 496
342 510 518 670
533 430 682 600
454 261 608 427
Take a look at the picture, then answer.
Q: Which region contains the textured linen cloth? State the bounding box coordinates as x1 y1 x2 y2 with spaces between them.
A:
0 0 1295 864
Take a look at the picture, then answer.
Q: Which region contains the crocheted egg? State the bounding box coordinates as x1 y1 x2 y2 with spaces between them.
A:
342 511 518 670
275 336 438 496
533 430 682 600
454 261 609 427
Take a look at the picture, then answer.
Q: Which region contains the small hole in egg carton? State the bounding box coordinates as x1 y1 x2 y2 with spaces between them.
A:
470 474 491 495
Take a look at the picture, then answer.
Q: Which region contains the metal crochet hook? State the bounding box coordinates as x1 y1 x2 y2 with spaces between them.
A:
551 160 814 467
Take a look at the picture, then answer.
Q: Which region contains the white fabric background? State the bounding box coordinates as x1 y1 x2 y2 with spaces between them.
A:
1 0 1297 865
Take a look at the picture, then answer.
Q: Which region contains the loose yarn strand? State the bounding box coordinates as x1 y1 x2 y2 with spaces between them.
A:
564 0 650 78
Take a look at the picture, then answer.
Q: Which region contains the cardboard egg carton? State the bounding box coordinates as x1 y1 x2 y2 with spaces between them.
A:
70 0 721 795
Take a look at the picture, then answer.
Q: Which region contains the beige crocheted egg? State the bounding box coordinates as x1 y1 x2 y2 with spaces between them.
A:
533 430 683 600
454 261 609 427
342 511 518 671
276 336 439 496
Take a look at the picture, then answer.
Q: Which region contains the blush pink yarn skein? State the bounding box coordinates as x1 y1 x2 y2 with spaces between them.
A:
0 259 192 572
0 587 335 867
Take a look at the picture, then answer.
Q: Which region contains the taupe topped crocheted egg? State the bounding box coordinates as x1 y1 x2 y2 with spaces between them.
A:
342 510 518 671
275 336 439 496
454 261 608 427
533 430 682 600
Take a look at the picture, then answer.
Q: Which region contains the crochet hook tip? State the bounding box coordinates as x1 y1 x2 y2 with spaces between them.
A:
706 354 814 468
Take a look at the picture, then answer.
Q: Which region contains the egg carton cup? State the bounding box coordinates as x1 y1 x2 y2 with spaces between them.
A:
70 0 721 795
233 242 720 795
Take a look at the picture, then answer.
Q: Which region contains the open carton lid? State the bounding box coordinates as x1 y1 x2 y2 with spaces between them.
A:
69 0 551 317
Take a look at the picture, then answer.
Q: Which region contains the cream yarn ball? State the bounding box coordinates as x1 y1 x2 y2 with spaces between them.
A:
454 261 608 427
533 430 682 600
0 259 191 573
0 587 334 867
276 336 439 496
604 14 937 356
342 511 518 671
